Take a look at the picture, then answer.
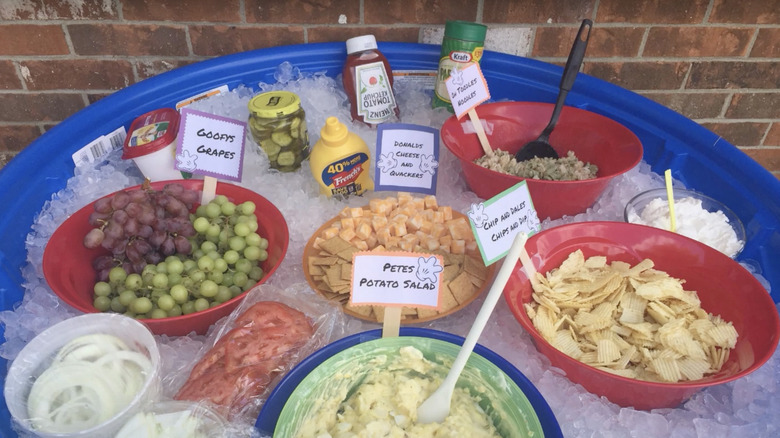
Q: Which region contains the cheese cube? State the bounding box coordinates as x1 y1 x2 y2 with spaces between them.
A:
313 237 325 250
446 218 472 241
376 227 391 245
355 222 373 240
399 240 415 252
353 239 369 251
439 206 453 220
322 226 340 240
433 211 445 223
406 214 424 232
391 222 408 237
340 217 355 230
431 223 447 238
366 235 378 249
451 239 466 254
391 214 409 225
411 197 425 211
398 192 413 206
348 207 365 218
424 195 438 209
423 237 440 251
420 219 433 233
371 214 388 231
370 198 393 215
372 244 386 252
386 236 401 249
402 233 419 247
339 206 351 218
339 228 356 242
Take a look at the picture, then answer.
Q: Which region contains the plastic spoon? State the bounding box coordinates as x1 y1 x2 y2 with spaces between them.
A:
416 232 530 424
514 19 592 162
664 169 677 232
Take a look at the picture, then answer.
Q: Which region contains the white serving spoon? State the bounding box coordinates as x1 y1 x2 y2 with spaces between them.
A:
416 231 530 424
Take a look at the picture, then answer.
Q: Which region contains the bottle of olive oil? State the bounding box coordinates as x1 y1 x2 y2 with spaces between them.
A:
309 117 374 197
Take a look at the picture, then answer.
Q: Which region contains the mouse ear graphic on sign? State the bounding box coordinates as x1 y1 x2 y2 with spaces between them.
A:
418 154 439 175
468 202 489 229
176 150 198 172
415 256 443 284
377 152 398 173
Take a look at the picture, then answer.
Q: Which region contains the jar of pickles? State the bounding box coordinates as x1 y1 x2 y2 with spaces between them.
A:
248 91 309 171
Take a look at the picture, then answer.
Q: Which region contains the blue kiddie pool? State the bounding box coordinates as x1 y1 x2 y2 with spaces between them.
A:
1 42 779 435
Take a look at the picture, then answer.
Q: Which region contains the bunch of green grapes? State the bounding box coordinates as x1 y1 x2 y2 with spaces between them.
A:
92 195 269 319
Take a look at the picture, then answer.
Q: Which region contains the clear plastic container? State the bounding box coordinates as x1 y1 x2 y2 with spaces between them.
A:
115 400 227 438
4 313 161 438
624 187 746 258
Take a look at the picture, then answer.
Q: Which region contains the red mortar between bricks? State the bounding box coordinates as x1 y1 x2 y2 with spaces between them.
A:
0 0 777 176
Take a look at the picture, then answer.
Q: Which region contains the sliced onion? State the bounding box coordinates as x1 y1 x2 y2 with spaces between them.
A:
27 334 152 433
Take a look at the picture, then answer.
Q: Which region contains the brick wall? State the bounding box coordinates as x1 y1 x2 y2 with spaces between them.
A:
0 0 777 176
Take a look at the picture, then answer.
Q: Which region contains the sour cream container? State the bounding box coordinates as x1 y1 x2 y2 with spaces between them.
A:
122 108 184 181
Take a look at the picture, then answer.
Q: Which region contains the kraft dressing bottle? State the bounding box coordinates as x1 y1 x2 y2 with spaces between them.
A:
310 117 374 197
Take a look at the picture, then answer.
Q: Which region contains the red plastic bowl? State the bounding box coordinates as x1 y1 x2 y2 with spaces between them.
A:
43 180 289 337
503 221 780 410
441 102 643 220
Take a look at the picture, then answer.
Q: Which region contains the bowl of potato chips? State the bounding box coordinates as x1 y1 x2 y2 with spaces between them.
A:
503 221 780 410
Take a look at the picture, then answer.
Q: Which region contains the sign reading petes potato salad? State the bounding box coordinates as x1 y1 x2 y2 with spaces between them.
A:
175 108 247 182
350 252 444 310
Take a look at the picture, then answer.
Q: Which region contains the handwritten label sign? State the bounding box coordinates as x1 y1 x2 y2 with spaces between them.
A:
175 108 246 181
467 182 541 265
350 252 444 309
375 123 439 195
445 63 490 119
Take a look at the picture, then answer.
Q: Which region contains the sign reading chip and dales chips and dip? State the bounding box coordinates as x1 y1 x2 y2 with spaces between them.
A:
468 181 541 266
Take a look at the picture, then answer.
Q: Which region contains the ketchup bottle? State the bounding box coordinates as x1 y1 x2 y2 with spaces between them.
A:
342 35 400 125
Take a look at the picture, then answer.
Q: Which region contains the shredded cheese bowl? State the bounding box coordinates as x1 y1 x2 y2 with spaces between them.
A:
259 328 561 438
503 221 780 411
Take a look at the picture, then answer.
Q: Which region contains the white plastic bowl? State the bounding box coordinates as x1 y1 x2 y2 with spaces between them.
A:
4 314 161 438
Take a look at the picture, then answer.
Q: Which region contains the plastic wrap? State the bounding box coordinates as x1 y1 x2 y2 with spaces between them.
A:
115 400 229 438
163 283 347 424
3 314 162 438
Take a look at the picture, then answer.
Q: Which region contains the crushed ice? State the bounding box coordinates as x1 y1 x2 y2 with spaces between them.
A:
2 61 778 438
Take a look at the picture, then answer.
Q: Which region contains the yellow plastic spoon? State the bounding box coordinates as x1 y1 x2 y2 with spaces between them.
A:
664 169 677 233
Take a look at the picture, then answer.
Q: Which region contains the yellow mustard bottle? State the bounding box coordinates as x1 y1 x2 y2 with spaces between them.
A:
310 116 374 197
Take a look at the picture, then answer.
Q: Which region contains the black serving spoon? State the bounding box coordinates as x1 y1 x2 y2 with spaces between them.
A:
515 19 592 162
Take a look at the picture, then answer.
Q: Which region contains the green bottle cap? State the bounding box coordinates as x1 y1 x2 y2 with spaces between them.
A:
444 20 487 43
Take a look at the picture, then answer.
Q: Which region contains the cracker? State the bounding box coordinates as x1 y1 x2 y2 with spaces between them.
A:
449 271 476 305
319 236 353 255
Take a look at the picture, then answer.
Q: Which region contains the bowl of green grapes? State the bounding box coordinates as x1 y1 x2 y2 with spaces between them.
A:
43 180 289 336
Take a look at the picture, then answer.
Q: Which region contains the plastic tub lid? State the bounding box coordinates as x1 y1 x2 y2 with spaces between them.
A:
122 108 180 159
